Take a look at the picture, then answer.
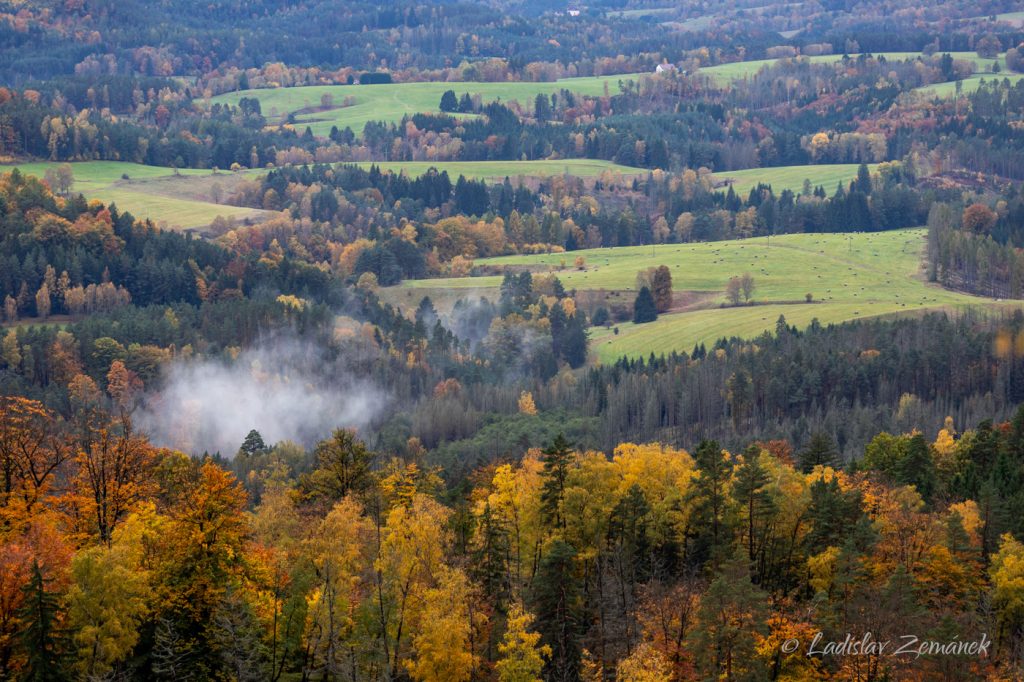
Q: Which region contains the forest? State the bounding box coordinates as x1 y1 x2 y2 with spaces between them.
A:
3 0 1024 680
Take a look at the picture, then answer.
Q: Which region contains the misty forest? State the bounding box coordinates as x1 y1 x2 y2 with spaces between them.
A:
5 0 1024 680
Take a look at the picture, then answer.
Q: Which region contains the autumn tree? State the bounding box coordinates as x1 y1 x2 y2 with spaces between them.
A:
67 514 153 678
962 203 997 234
73 415 156 544
406 567 481 682
372 494 452 679
615 642 672 682
990 533 1024 667
0 396 67 514
154 459 251 678
725 277 743 306
740 273 755 302
637 266 673 313
302 497 373 680
495 603 550 682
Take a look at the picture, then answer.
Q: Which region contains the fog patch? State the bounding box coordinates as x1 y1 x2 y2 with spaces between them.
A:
138 337 386 456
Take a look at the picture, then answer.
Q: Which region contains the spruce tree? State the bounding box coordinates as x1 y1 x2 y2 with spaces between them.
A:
896 433 936 503
798 432 840 472
632 286 658 324
732 450 775 573
686 440 736 567
439 89 458 112
531 541 582 682
540 434 574 529
18 562 68 682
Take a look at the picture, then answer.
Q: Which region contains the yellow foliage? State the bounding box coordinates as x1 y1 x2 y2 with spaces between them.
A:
807 546 840 595
517 391 537 415
615 642 671 682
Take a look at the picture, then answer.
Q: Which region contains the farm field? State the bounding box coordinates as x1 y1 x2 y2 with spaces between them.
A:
355 159 644 180
397 229 1011 362
993 10 1024 26
916 72 1024 97
210 76 625 136
713 163 878 196
699 51 1003 84
3 161 268 230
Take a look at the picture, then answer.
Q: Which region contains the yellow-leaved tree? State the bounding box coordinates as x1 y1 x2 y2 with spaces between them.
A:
494 602 550 682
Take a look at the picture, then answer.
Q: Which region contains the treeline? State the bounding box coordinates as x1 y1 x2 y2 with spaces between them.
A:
420 310 1024 478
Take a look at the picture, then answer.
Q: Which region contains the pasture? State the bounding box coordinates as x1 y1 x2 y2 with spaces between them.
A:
397 229 1009 362
699 51 1003 85
916 73 1024 97
355 159 644 180
3 161 268 230
713 163 879 196
210 76 625 136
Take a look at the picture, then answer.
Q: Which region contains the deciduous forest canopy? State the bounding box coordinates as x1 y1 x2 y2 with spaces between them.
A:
2 0 1024 680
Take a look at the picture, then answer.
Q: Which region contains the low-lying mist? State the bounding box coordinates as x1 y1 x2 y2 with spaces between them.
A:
137 336 387 456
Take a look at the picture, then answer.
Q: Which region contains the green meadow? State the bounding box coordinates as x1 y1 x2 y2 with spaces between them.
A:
916 73 1024 97
700 51 1003 85
714 164 879 196
3 161 267 230
355 159 644 180
399 229 1012 362
209 76 626 136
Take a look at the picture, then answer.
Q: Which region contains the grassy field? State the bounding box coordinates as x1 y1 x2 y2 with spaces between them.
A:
700 51 1003 85
3 161 267 230
994 11 1024 26
916 73 1024 97
209 76 625 136
397 229 1012 362
355 159 644 180
714 163 878 196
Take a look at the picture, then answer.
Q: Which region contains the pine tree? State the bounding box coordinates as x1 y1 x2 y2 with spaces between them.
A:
632 286 658 324
239 429 266 457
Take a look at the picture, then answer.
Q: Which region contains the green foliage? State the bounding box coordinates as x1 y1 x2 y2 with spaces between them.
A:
18 562 69 682
799 432 840 472
632 286 658 324
531 541 582 682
